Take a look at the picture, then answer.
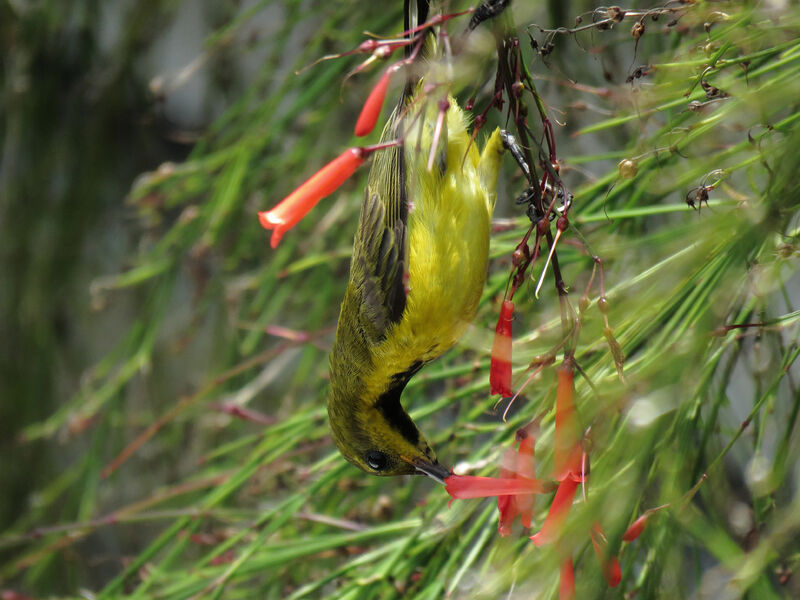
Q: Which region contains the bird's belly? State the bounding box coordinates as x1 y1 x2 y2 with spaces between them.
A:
373 177 492 371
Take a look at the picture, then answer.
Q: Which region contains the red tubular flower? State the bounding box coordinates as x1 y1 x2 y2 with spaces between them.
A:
258 147 366 248
623 505 669 542
354 68 392 137
530 477 579 546
497 446 519 536
623 513 649 542
497 423 540 534
553 363 582 481
496 500 517 536
605 555 622 587
490 300 514 397
516 425 537 479
516 426 537 528
590 522 621 587
622 504 672 542
448 422 546 536
602 556 622 587
445 474 546 499
559 558 575 600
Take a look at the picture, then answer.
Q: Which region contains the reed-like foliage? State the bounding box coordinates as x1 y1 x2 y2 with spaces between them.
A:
2 1 799 598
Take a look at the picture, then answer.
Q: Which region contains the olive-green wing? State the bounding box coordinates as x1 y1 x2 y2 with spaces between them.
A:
348 118 408 344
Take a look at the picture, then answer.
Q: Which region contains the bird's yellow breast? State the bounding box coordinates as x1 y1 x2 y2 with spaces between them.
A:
363 101 503 401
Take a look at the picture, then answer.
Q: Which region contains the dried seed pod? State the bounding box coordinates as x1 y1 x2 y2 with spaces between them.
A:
618 158 638 179
608 6 626 22
374 44 393 59
687 100 705 112
512 243 530 267
537 218 550 236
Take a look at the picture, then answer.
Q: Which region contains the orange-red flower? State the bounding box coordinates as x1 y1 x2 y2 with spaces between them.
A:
515 427 536 528
623 513 649 542
497 423 538 535
490 300 514 397
530 476 579 547
497 446 520 536
559 558 575 600
444 474 546 500
258 147 366 248
623 504 670 542
590 522 622 587
354 68 392 137
444 423 545 536
447 358 630 594
553 362 582 481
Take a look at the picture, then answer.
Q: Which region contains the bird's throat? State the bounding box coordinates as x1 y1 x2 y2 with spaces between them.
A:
371 360 424 446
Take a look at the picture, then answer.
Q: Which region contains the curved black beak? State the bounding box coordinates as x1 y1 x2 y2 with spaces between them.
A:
412 457 451 485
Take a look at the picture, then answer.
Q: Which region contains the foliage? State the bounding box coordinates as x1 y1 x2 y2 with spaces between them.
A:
2 0 799 598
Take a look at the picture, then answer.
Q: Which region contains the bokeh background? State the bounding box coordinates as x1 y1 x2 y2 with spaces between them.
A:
2 0 799 598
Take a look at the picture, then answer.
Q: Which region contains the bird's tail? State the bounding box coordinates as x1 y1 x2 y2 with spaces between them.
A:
402 0 437 97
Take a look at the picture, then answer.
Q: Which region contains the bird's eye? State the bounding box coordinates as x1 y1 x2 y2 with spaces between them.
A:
365 450 389 471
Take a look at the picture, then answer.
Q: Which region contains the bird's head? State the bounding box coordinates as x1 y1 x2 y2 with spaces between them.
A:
327 384 450 483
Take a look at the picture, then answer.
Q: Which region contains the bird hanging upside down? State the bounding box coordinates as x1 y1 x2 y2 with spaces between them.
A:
327 2 506 481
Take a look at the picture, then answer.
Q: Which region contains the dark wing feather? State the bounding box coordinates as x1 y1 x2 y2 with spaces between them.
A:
348 115 408 343
342 0 430 343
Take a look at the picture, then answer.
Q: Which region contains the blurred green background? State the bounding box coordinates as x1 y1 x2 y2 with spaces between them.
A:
2 0 799 598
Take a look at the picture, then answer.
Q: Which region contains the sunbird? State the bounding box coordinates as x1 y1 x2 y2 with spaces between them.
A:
327 0 505 482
